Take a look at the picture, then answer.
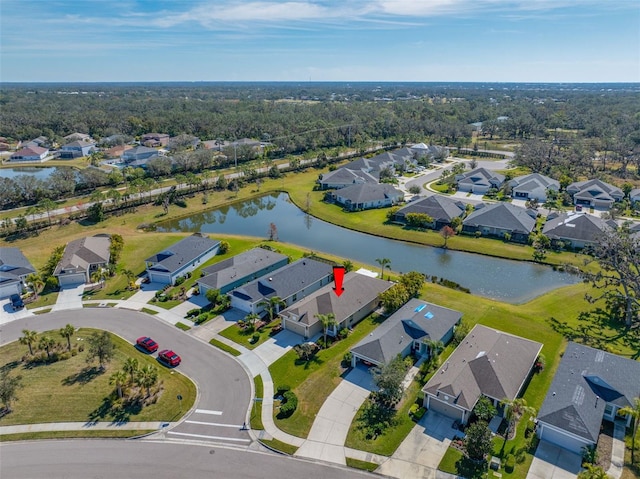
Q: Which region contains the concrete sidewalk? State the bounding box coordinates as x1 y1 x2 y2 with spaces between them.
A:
376 410 460 479
607 421 626 479
51 283 85 311
0 421 173 435
295 367 375 465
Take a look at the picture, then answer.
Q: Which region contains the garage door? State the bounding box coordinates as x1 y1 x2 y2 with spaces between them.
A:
0 282 20 299
427 397 465 423
283 319 306 338
58 273 86 287
538 424 591 454
148 272 171 284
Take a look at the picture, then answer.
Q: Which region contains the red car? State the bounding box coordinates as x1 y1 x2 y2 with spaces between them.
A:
158 349 181 367
136 336 159 353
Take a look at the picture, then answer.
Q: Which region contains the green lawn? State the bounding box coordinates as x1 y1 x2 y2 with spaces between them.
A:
219 320 283 350
345 458 379 472
259 438 299 455
0 429 155 442
209 338 241 357
269 313 386 438
0 328 196 426
251 375 264 430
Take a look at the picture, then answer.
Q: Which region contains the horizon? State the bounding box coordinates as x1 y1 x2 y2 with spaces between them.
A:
1 1 639 83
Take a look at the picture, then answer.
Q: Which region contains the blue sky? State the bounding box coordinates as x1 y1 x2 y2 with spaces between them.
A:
1 0 639 82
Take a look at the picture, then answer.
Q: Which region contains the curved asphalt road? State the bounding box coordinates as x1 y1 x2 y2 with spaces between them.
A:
0 309 252 445
1 440 376 479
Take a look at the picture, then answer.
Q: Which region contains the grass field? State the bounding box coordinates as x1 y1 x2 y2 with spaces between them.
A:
0 328 196 427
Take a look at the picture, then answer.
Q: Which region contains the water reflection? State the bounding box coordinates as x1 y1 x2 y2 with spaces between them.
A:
157 192 579 303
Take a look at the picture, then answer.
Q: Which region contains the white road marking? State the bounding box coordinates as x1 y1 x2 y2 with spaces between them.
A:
167 431 251 442
185 420 243 429
194 409 223 416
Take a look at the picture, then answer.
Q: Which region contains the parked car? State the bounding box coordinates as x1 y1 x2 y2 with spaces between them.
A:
136 336 159 353
10 293 24 310
158 349 181 367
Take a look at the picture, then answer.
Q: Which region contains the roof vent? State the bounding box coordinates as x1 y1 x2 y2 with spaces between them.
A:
268 277 273 281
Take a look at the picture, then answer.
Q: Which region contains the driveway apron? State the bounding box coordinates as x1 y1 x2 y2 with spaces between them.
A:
526 441 582 479
295 366 375 465
51 283 85 311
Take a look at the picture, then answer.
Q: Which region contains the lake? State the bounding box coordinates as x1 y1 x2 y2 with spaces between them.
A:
157 192 580 303
1 167 58 180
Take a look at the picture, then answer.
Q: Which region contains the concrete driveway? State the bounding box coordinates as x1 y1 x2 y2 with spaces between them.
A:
0 298 33 325
376 410 461 479
295 366 376 465
116 282 161 310
253 329 307 366
526 441 582 479
51 283 85 311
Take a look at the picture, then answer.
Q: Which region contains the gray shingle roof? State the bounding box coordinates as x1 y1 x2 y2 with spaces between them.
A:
198 248 288 290
320 167 378 186
333 183 403 204
351 298 462 365
0 248 36 286
396 195 466 223
537 342 640 443
456 168 505 188
463 203 536 234
229 258 332 304
280 272 391 327
423 325 542 411
145 233 219 275
567 179 623 201
542 212 615 244
54 235 111 276
509 173 559 192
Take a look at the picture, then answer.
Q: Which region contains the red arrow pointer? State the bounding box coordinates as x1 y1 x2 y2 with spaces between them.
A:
333 266 345 297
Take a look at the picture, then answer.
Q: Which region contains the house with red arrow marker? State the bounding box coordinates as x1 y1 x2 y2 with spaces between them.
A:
279 272 392 340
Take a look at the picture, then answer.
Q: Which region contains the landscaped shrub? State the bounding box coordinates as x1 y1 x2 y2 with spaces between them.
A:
278 391 298 418
195 312 209 324
175 276 185 286
504 454 515 473
338 328 349 339
185 308 201 318
342 352 353 365
276 385 291 394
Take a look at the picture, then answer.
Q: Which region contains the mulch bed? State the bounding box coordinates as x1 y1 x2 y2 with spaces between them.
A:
596 421 613 471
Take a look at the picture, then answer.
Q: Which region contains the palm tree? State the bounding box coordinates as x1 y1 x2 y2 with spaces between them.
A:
90 269 104 288
342 260 354 273
110 370 128 399
423 339 444 366
619 397 640 463
577 464 611 479
38 335 55 359
38 198 56 227
19 329 38 355
500 397 536 439
315 313 337 347
244 312 260 330
376 258 391 280
59 324 75 351
123 357 139 385
25 273 44 299
137 364 159 398
259 296 286 322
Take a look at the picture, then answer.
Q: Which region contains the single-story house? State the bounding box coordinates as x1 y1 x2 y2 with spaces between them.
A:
462 202 537 243
350 298 462 368
228 258 333 316
409 143 448 161
103 144 133 159
145 233 220 285
279 272 391 339
630 188 640 206
394 195 466 229
0 248 36 298
328 183 404 211
566 179 624 209
64 132 92 143
509 173 559 202
59 140 96 158
423 324 542 425
197 247 289 296
10 146 49 162
141 133 170 147
318 148 417 190
23 136 51 149
122 146 159 163
455 168 505 194
54 235 111 287
542 212 616 249
536 342 640 454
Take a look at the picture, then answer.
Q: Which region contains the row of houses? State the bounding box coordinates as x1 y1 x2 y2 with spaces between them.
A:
457 169 636 210
395 194 624 248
